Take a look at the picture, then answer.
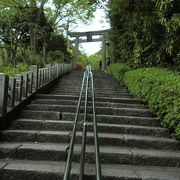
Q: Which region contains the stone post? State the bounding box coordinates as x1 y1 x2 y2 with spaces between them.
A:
9 77 16 107
28 72 33 94
45 64 51 82
23 73 28 97
55 63 59 77
30 65 38 91
0 74 9 117
15 74 23 102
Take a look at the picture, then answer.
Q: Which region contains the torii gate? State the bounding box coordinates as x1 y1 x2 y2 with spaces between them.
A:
68 29 110 70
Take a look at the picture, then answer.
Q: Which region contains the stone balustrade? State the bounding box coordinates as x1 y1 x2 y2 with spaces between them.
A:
0 63 72 120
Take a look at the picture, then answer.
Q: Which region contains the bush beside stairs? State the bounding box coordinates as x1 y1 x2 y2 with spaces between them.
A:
0 70 179 180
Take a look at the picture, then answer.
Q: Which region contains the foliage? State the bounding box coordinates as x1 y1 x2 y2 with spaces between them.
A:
78 53 102 70
86 54 102 70
49 0 97 33
123 67 180 139
107 63 131 83
0 0 97 66
0 63 29 77
107 0 180 69
47 51 64 63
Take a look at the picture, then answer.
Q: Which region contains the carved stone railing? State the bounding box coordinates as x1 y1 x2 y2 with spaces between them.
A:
0 63 72 123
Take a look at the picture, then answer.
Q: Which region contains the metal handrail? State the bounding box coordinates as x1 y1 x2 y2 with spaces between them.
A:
79 67 90 180
63 67 89 180
63 65 101 180
90 71 102 180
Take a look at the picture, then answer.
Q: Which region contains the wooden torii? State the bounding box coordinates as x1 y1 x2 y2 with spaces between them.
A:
68 29 110 70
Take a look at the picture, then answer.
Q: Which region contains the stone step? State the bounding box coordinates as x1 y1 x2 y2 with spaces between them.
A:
50 93 132 99
31 99 147 109
54 85 123 90
10 119 169 137
52 86 128 92
0 130 179 150
0 130 70 143
0 142 68 161
62 112 160 127
0 143 179 167
20 109 159 127
1 159 179 180
55 82 120 86
20 110 62 120
0 159 71 180
34 94 142 104
51 88 130 94
50 91 132 98
26 104 153 117
54 81 122 86
73 145 180 167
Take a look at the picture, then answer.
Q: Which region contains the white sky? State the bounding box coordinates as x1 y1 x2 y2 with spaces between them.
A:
73 8 110 56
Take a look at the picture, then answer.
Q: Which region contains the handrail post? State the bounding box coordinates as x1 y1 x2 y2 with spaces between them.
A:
0 74 9 117
30 65 38 91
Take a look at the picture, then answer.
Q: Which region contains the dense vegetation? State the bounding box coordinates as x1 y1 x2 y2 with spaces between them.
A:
0 63 29 77
107 63 180 139
0 0 97 70
77 53 102 70
107 0 180 69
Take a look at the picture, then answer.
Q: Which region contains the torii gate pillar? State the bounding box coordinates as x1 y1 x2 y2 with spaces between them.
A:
74 36 79 69
102 33 106 71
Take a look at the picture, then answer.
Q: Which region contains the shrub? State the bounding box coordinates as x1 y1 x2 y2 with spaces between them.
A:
0 63 29 77
107 63 131 84
124 68 180 139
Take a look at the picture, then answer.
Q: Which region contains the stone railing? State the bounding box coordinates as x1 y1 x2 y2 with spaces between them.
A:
0 63 72 120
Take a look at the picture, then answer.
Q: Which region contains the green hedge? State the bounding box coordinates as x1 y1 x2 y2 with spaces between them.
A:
107 63 131 84
107 64 180 139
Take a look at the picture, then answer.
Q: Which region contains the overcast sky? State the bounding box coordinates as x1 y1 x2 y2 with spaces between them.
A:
73 8 110 56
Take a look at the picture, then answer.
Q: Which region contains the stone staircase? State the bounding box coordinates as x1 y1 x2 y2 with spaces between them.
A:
0 70 179 180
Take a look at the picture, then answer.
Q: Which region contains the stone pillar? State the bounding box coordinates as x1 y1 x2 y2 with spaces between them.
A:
28 72 33 94
102 33 106 71
45 64 51 82
9 77 16 107
55 63 59 77
23 73 28 97
15 74 23 102
0 74 9 117
30 65 38 91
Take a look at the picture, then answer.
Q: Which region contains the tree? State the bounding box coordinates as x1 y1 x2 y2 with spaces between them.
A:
0 0 98 66
46 0 97 34
107 0 180 68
